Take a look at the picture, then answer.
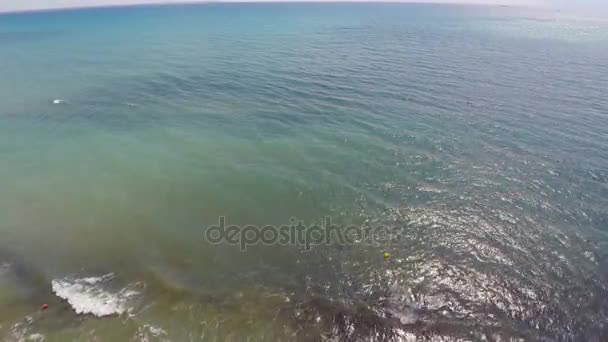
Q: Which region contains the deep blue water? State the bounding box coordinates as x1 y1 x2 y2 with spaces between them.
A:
0 3 607 341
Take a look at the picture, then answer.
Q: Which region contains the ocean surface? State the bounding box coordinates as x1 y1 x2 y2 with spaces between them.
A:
1 3 607 341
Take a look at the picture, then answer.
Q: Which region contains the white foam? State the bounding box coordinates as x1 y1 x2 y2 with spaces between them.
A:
27 333 46 341
51 273 139 317
52 99 64 105
145 324 167 337
134 324 168 342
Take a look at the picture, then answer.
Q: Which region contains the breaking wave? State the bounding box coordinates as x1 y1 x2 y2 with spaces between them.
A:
51 273 140 317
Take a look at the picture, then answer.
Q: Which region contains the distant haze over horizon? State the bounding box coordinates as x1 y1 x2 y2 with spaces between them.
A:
1 0 606 14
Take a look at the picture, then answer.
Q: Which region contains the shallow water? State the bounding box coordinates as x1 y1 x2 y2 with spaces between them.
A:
1 3 608 341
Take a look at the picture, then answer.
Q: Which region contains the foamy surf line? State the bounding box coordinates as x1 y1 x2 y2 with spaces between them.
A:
51 273 140 317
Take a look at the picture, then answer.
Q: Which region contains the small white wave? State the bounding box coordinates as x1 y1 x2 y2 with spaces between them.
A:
135 324 168 342
51 273 139 317
9 316 35 342
52 99 64 105
27 333 45 341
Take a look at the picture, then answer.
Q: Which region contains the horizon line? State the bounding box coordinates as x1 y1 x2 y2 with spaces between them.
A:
0 1 533 15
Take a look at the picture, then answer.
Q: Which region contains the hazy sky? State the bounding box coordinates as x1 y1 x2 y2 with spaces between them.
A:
0 0 605 13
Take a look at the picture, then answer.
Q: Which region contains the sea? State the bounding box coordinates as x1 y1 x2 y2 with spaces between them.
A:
0 3 607 341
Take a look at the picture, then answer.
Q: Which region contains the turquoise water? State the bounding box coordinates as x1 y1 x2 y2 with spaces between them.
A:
1 3 608 341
